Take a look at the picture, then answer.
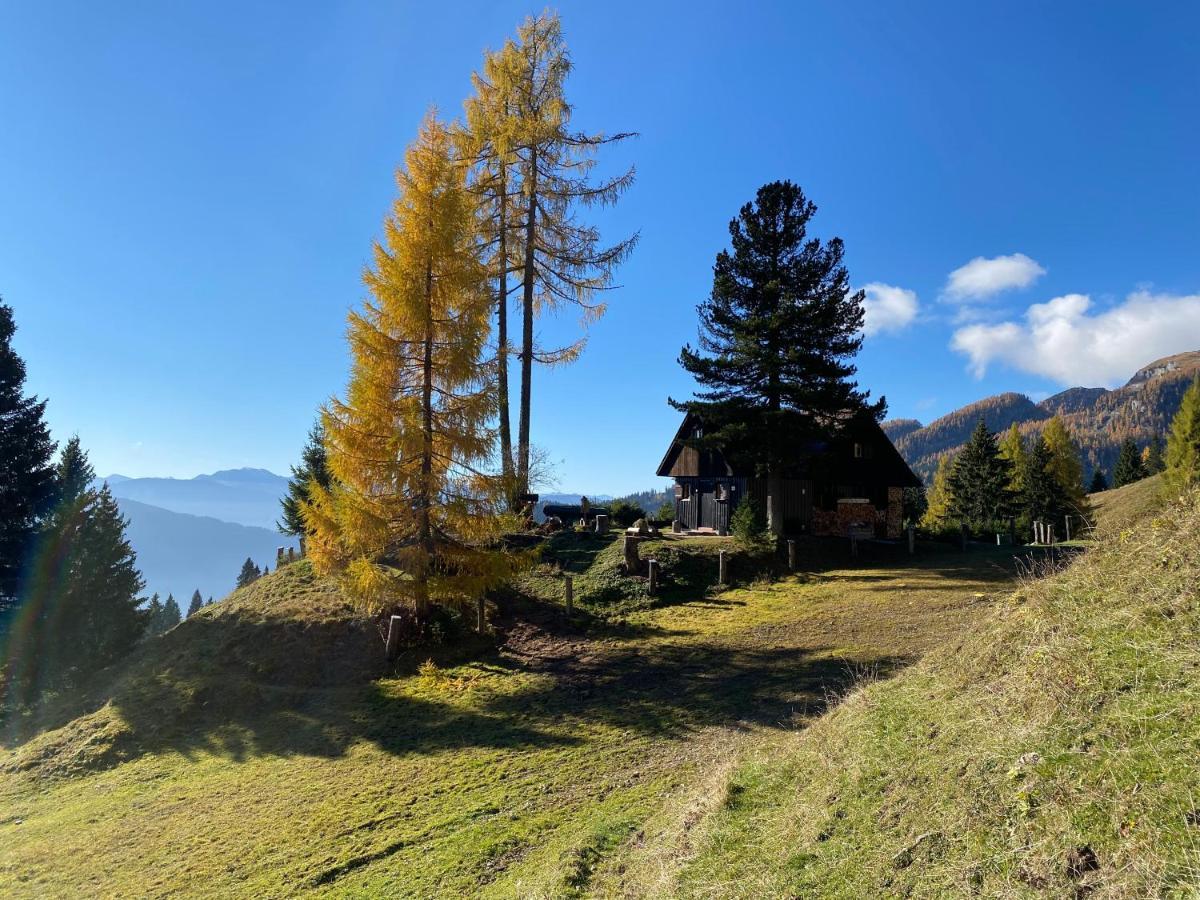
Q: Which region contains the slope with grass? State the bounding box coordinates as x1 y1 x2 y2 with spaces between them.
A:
0 537 1017 897
598 485 1200 898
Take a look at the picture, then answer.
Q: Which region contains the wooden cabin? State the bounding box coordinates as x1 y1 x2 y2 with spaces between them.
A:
656 412 922 538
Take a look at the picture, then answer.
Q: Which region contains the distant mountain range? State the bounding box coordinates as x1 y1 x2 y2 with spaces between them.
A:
101 468 290 530
885 351 1200 483
117 499 296 602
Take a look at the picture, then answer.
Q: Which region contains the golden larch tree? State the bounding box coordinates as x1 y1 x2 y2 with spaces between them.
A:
465 11 637 496
304 113 515 620
1042 415 1086 509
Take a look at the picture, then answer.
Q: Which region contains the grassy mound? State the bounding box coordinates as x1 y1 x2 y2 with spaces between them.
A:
606 487 1200 897
1 561 384 778
512 530 773 618
1089 472 1165 533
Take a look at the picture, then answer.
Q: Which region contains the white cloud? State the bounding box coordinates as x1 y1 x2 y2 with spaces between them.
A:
860 282 919 337
944 253 1046 301
951 290 1200 386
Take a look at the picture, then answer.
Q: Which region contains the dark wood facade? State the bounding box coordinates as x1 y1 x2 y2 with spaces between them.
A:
656 412 921 537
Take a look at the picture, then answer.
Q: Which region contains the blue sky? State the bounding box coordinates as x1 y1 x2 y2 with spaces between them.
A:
3 1 1199 495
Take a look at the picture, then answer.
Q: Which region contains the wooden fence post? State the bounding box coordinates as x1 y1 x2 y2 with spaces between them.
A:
907 525 915 555
647 559 658 594
787 539 796 571
386 615 403 660
594 514 609 534
476 597 486 633
1064 515 1072 542
564 576 573 616
718 549 727 586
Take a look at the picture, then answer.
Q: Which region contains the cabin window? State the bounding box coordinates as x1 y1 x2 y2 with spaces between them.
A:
692 425 703 439
853 442 873 459
678 482 692 500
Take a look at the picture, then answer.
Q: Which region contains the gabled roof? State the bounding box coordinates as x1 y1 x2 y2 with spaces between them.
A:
656 410 922 487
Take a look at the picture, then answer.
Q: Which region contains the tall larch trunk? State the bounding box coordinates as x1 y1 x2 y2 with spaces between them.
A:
496 164 514 500
517 149 538 497
417 255 435 618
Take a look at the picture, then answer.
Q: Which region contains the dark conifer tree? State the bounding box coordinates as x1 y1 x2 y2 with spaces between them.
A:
1113 438 1147 487
671 181 883 534
9 485 145 697
144 592 166 638
946 419 1013 532
1088 469 1108 493
278 420 331 537
161 594 182 631
235 557 260 589
1019 436 1070 526
1144 433 1166 475
0 301 57 622
206 596 213 606
187 590 203 618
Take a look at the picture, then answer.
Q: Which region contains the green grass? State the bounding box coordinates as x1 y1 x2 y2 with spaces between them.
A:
597 486 1200 898
1089 472 1166 533
0 539 1018 897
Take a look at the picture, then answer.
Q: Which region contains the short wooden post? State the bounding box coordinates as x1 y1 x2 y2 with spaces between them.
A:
623 534 641 575
276 546 285 567
564 576 573 616
299 535 307 558
787 539 796 571
1048 524 1056 546
1008 517 1016 547
1064 515 1072 542
647 559 658 594
287 547 295 563
476 597 486 633
907 524 915 555
1033 521 1041 544
594 514 609 534
385 614 403 660
718 549 728 586
672 519 682 534
996 533 1001 546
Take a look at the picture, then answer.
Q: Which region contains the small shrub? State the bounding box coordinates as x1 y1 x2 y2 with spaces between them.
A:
731 496 772 550
655 500 676 523
609 500 646 528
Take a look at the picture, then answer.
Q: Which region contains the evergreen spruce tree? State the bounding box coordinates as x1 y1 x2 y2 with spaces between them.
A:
997 423 1027 495
946 419 1013 532
464 12 637 497
278 420 332 536
1113 438 1147 487
7 484 145 697
161 594 182 631
206 596 213 606
302 114 518 620
187 590 203 618
235 557 260 589
0 301 57 622
1165 376 1200 493
671 181 883 535
144 593 165 638
919 454 954 532
1088 469 1108 493
1042 415 1086 509
1020 435 1070 528
1144 433 1166 475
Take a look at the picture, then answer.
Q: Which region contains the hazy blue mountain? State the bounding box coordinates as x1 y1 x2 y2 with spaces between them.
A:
116 498 298 602
102 468 290 530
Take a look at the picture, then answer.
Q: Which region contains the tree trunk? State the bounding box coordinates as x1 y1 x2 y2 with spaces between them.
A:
766 467 784 537
496 165 514 500
516 151 538 496
416 257 435 619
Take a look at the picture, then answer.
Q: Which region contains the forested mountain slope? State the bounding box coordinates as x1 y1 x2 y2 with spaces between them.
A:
885 351 1200 482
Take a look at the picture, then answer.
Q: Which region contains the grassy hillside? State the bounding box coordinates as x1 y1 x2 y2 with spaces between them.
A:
0 538 1019 897
1088 473 1165 533
598 486 1200 897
